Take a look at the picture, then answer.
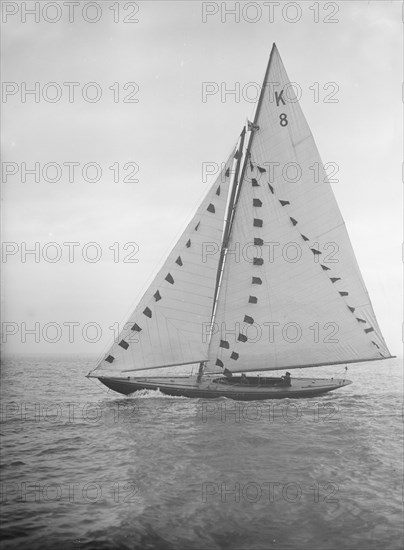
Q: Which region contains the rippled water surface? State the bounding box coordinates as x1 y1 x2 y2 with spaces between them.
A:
1 355 402 549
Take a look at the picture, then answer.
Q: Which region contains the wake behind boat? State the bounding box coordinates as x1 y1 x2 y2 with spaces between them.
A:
88 44 393 400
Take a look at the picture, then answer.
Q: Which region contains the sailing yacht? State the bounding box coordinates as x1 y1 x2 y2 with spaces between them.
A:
87 44 393 400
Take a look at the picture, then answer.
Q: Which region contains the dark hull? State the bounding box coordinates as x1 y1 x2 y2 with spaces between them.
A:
96 375 351 400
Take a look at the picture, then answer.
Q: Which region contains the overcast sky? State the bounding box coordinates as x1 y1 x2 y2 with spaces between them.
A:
1 0 401 358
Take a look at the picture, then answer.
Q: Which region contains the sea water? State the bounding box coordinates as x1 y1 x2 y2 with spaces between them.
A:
0 355 402 549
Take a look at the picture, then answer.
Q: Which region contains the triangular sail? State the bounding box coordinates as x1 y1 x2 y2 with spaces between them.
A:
208 44 392 373
93 147 237 374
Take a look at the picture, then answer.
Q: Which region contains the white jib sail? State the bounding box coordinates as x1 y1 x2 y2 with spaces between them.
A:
94 147 237 374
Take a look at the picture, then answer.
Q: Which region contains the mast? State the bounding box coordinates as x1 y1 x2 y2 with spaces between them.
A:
232 44 277 228
210 44 277 325
211 126 246 316
199 45 279 378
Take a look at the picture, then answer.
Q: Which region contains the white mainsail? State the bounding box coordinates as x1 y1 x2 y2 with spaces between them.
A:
94 146 237 374
207 44 392 373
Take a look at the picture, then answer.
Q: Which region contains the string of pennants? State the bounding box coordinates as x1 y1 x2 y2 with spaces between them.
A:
104 148 384 368
213 152 384 372
104 161 229 366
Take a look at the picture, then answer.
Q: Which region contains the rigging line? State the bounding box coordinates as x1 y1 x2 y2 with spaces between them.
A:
227 354 396 374
309 222 346 239
206 44 278 363
120 359 208 373
210 127 246 322
201 130 246 375
227 44 276 249
204 47 278 372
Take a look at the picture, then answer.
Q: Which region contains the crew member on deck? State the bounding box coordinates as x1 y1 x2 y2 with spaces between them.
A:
282 372 291 386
